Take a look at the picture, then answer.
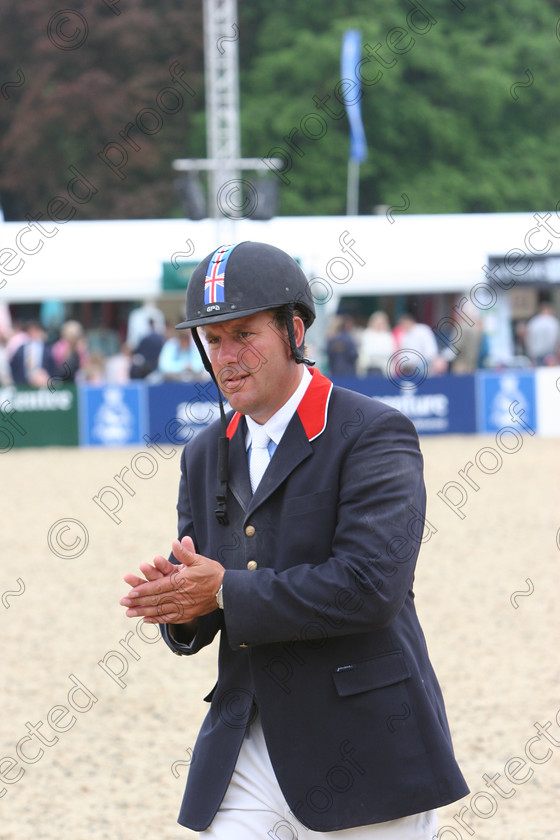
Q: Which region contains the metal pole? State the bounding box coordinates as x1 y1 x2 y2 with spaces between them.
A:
346 158 359 215
203 0 241 218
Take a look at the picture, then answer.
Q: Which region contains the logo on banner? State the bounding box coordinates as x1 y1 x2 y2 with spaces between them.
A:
479 372 536 433
92 387 135 445
377 386 450 432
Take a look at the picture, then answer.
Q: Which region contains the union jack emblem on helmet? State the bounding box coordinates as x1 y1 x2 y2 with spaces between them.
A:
204 243 237 305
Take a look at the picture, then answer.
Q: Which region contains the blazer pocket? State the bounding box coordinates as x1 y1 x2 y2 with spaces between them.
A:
332 650 411 697
285 489 333 517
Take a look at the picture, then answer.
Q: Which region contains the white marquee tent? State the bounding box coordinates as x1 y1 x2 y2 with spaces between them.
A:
1 212 559 307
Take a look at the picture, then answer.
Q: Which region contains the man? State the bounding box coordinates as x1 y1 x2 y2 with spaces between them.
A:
120 242 468 839
525 300 560 365
126 298 166 350
9 321 57 386
130 318 165 379
325 314 359 376
395 312 440 376
157 327 207 381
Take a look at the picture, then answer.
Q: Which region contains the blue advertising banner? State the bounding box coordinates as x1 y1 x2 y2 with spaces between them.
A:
147 380 224 445
79 383 148 446
476 371 536 434
331 375 477 434
11 372 556 451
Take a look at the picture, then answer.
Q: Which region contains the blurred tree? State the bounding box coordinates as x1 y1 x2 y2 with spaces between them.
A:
1 0 559 219
0 0 204 219
239 0 560 215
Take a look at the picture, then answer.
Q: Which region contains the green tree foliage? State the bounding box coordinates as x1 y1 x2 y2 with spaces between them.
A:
239 0 560 215
1 0 559 219
0 0 203 219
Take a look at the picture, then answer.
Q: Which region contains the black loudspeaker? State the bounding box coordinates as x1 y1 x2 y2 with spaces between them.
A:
173 174 207 220
249 179 279 220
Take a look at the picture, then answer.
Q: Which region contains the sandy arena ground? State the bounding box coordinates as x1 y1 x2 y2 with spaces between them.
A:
1 434 559 840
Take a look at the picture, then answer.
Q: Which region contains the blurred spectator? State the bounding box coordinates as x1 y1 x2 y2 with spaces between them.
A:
0 304 13 385
513 319 528 358
52 320 89 382
325 315 358 376
5 321 28 362
0 343 11 385
0 302 12 342
357 311 396 376
395 312 441 374
9 322 56 387
87 324 121 358
40 300 65 341
158 329 207 381
81 353 107 383
130 319 165 379
104 343 132 384
126 299 166 350
525 301 559 365
439 301 484 374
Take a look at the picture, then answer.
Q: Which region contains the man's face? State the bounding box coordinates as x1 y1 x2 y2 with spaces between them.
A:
28 325 45 341
201 310 304 424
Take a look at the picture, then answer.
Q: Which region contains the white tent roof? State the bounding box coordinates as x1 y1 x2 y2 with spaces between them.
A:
1 212 555 303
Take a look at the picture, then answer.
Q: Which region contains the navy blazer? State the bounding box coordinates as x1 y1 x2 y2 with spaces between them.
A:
10 342 56 384
162 367 468 832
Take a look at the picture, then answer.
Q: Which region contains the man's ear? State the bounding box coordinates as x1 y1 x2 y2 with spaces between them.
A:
292 315 305 349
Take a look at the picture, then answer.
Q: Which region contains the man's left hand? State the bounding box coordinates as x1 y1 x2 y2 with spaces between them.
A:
120 536 225 624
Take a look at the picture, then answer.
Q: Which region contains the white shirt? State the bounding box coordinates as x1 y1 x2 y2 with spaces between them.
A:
400 323 438 364
526 312 560 360
245 366 312 457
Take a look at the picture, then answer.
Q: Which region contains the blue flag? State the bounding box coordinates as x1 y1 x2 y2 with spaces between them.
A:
340 30 367 163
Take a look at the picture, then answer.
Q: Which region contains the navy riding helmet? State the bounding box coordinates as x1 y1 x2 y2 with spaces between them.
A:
176 240 315 333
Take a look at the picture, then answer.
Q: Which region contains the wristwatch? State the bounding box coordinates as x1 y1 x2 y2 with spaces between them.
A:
216 583 224 610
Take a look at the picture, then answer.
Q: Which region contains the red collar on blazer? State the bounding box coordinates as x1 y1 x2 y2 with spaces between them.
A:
226 367 333 442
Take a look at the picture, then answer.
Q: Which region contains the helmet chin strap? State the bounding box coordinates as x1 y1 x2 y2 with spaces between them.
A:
191 327 229 526
285 303 316 366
